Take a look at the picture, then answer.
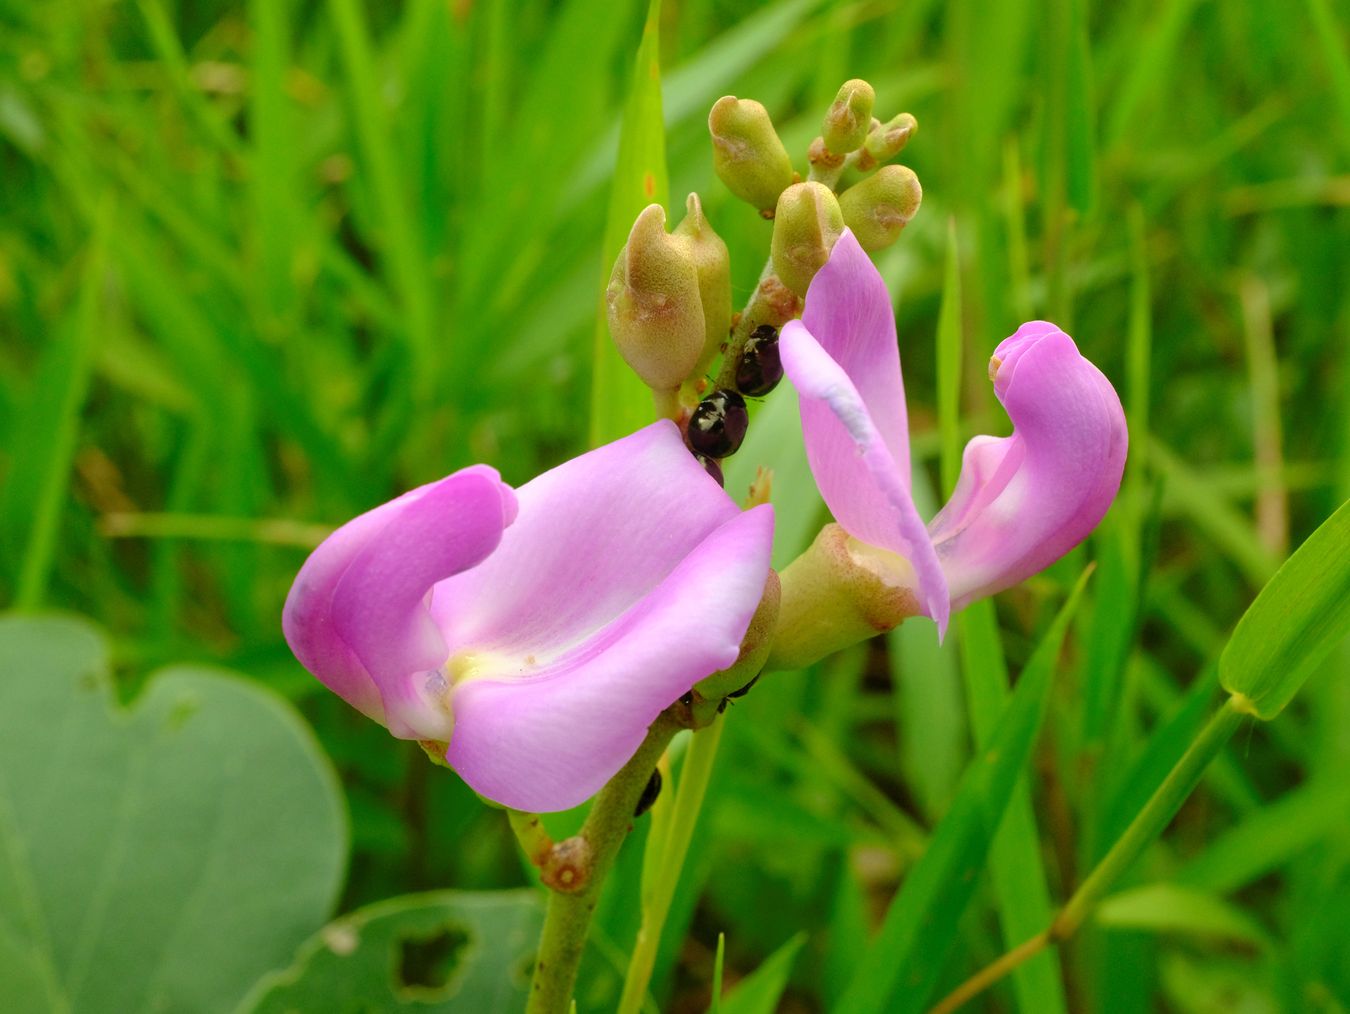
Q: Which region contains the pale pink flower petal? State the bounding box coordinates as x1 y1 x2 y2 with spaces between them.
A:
446 504 774 812
282 466 516 738
780 230 950 631
283 421 776 812
428 420 743 659
930 323 1127 608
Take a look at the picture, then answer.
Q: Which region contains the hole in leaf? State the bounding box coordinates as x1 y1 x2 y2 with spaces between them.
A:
396 924 470 997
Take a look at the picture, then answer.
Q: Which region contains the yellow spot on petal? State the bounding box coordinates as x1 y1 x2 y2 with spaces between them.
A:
987 355 1002 383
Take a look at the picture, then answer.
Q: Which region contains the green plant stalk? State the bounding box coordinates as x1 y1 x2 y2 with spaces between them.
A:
930 694 1249 1014
617 718 725 1014
527 714 679 1014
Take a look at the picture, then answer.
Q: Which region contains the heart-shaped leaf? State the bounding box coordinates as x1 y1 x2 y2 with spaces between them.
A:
0 614 347 1013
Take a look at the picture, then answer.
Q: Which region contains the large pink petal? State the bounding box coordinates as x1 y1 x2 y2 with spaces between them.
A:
445 505 774 812
780 239 949 632
282 466 517 739
800 229 912 472
929 322 1127 609
428 420 743 660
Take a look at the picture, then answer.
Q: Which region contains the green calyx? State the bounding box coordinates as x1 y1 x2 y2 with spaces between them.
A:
606 204 706 393
708 96 794 215
771 182 845 297
839 165 923 252
766 524 923 670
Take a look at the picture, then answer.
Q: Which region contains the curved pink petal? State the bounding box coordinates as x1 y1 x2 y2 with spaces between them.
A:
929 322 1127 609
445 504 774 812
428 420 744 660
780 231 949 632
282 466 517 739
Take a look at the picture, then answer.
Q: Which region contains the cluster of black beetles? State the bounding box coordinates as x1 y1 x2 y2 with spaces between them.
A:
635 327 783 817
686 323 783 485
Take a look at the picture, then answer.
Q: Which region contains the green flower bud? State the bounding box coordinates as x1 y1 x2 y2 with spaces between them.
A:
838 165 923 252
823 78 875 156
766 524 922 671
708 96 794 215
771 181 844 297
861 112 917 168
672 192 732 376
606 204 705 392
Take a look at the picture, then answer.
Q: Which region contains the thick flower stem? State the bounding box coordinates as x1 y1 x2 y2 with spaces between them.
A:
616 716 726 1014
526 713 681 1014
928 695 1249 1014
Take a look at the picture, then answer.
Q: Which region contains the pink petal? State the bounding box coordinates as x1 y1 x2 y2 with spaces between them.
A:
282 466 517 739
445 504 774 812
428 420 744 660
780 232 949 632
929 322 1127 609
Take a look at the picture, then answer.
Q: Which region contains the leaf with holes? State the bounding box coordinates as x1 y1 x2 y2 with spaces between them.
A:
0 614 347 1013
240 889 543 1012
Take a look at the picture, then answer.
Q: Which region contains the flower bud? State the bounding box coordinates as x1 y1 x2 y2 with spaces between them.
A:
766 524 922 670
672 193 732 375
823 79 875 156
606 204 705 391
838 165 923 252
771 182 845 296
862 112 917 167
708 96 794 215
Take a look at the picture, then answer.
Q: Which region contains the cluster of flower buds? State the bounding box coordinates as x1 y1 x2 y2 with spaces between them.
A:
606 77 923 499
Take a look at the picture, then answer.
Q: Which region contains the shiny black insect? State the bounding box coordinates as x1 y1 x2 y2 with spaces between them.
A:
633 768 663 817
727 674 760 699
694 452 724 487
735 325 783 397
687 389 749 459
718 674 761 714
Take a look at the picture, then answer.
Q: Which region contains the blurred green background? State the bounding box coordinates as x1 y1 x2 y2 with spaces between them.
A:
2 0 1348 1010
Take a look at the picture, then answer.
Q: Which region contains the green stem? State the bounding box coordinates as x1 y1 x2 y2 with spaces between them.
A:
929 694 1249 1014
508 809 554 868
711 258 797 392
616 717 725 1014
527 714 680 1014
1053 694 1247 937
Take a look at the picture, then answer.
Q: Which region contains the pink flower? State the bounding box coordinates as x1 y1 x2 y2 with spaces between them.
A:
283 421 774 812
779 230 1126 636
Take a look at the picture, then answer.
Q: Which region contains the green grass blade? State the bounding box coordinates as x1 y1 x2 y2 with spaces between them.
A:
328 0 435 406
716 932 806 1014
1175 776 1350 895
1306 0 1350 136
839 567 1093 1014
1220 498 1350 719
958 600 1068 1014
588 0 668 447
14 198 110 608
936 216 962 495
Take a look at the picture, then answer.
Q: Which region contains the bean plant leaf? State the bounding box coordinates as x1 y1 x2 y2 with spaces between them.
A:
241 889 543 1013
0 614 347 1014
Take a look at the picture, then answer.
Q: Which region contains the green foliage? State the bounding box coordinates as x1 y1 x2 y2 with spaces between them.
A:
0 0 1347 1010
0 615 346 1013
244 889 542 1012
840 569 1090 1014
1220 498 1350 718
